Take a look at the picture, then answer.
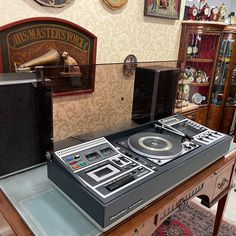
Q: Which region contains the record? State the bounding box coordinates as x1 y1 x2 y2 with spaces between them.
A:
128 132 183 160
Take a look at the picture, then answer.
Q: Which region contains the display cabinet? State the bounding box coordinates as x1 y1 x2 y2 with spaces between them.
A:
176 22 225 125
206 26 236 133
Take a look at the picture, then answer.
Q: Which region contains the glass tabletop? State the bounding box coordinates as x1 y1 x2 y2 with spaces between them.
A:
0 165 100 236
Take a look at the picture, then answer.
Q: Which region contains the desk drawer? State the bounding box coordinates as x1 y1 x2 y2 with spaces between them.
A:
213 165 233 199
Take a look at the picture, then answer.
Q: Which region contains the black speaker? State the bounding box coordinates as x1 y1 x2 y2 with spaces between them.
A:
132 65 179 124
0 73 53 177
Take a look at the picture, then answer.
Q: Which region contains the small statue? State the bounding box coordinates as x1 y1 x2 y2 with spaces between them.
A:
210 6 220 21
61 51 81 73
218 3 227 22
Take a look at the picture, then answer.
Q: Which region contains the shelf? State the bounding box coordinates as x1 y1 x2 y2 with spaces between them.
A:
191 82 209 87
175 103 198 113
186 58 214 63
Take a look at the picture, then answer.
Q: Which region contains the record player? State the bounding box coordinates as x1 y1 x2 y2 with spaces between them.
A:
47 114 232 231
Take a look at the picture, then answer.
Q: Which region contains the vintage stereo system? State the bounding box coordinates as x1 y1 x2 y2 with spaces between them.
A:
47 114 232 231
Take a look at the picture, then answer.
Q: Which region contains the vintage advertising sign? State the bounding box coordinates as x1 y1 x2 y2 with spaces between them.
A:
0 17 97 96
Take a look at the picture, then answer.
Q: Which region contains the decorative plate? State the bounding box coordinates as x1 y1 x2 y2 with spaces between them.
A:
34 0 72 7
103 0 128 9
192 93 206 104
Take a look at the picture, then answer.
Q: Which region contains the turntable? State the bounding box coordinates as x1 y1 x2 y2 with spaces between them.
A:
47 114 232 231
128 132 183 159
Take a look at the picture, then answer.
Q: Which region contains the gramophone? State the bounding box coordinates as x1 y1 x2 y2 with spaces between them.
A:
15 48 60 73
15 48 82 77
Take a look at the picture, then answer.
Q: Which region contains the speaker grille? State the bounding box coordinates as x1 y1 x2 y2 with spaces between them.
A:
0 80 52 177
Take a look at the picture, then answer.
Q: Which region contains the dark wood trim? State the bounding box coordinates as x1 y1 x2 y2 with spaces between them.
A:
0 191 33 235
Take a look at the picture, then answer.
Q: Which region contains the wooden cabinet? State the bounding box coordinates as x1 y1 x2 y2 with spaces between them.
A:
207 26 236 133
176 22 225 125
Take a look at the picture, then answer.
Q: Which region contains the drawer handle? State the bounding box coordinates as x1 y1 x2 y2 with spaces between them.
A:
217 178 229 189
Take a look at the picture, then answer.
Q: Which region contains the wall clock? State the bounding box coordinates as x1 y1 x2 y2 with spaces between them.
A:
188 4 198 21
103 0 128 9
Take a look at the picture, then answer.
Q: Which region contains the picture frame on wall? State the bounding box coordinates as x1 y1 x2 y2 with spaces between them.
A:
144 0 182 20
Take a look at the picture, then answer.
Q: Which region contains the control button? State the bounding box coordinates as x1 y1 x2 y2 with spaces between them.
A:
202 138 209 143
72 164 80 170
113 160 122 165
125 152 132 158
184 143 191 149
69 161 77 165
66 157 74 162
189 142 197 147
79 162 87 167
119 156 129 162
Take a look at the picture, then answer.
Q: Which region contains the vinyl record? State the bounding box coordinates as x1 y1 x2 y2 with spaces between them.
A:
128 132 183 160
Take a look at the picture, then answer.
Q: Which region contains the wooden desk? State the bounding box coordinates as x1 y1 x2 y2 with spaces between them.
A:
1 150 236 236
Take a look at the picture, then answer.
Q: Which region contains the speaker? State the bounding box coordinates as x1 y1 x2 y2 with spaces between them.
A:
132 65 179 124
0 73 53 177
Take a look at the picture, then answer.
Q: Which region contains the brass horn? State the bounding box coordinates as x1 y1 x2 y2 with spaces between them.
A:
15 48 60 73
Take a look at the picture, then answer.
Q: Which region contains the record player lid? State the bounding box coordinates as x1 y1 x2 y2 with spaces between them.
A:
128 132 183 160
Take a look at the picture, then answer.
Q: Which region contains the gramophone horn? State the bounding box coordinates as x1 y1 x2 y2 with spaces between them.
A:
19 48 60 69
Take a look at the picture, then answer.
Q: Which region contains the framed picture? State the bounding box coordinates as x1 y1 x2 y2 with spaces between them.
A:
0 17 97 97
144 0 182 20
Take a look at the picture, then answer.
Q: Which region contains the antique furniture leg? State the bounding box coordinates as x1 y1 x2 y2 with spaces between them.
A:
212 193 229 236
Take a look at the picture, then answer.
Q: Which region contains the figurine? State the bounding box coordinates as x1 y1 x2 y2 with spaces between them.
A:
218 3 227 22
210 6 220 21
61 51 80 73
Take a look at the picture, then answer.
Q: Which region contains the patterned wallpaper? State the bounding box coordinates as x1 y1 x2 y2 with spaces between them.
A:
53 61 177 140
0 0 184 140
0 0 185 63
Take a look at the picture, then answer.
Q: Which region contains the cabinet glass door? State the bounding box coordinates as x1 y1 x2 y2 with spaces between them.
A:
211 33 234 105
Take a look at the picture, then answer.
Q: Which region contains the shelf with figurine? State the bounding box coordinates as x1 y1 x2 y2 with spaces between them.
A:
191 82 209 87
177 13 225 125
186 0 227 23
175 67 209 108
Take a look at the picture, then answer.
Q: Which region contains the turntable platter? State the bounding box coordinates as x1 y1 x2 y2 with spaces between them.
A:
128 132 183 160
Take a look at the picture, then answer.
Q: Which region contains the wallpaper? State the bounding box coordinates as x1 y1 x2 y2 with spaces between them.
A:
0 0 185 63
53 61 177 140
0 0 184 140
